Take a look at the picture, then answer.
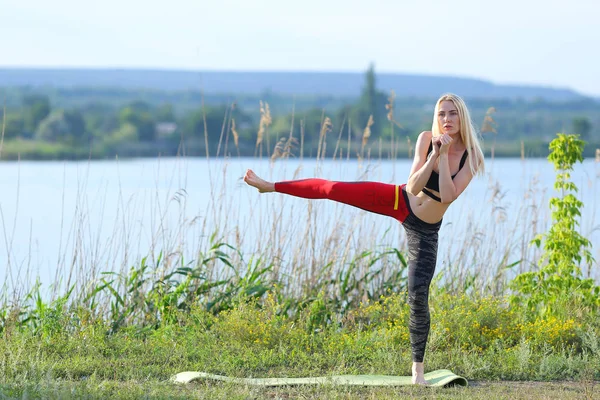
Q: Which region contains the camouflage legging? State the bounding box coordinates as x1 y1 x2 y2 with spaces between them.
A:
401 190 441 362
274 179 441 363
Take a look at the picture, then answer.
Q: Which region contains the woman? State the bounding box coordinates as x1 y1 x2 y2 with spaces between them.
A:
244 93 485 384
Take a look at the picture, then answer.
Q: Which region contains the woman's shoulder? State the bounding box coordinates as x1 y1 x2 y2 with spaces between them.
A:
416 131 433 146
416 131 433 148
419 130 433 139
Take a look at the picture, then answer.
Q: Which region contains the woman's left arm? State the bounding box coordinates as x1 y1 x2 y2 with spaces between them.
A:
443 165 473 203
438 139 474 203
437 153 456 203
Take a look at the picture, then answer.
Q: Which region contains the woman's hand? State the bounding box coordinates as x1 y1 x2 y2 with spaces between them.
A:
439 134 453 155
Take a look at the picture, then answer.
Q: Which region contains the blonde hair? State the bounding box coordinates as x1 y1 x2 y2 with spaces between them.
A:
431 93 485 176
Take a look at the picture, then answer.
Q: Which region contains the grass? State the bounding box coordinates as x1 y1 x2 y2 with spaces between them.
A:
0 381 597 400
1 293 599 399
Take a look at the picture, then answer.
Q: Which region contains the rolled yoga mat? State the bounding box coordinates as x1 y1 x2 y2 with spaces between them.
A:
171 369 468 387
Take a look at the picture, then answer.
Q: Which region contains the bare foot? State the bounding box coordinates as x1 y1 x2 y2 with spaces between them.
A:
243 169 275 193
412 362 429 385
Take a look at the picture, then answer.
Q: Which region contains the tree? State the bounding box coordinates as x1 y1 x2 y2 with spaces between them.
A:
83 103 120 138
182 105 252 142
118 105 156 142
104 123 139 151
355 63 387 137
127 101 152 113
571 117 592 140
363 63 377 119
301 108 329 138
23 95 51 133
183 105 228 142
36 109 87 145
2 112 25 139
156 104 176 122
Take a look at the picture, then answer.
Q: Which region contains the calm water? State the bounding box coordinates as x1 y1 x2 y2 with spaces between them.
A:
1 156 599 291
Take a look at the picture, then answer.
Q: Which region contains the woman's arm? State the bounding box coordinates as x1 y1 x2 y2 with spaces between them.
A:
437 153 456 203
438 139 474 203
406 131 439 195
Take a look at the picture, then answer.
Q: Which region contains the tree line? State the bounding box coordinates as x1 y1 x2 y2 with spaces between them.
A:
0 66 598 160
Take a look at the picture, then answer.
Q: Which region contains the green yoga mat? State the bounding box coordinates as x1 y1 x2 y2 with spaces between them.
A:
171 369 468 387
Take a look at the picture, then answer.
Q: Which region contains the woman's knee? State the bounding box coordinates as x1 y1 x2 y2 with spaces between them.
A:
324 181 339 196
408 292 429 312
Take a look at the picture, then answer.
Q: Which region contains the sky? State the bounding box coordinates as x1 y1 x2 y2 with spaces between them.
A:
1 0 599 96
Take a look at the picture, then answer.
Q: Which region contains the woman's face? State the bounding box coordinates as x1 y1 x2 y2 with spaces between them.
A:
437 100 460 136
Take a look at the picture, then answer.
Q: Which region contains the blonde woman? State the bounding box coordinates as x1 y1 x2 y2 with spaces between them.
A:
244 93 485 385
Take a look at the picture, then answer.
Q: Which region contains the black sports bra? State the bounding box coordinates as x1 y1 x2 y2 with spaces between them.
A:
422 142 468 202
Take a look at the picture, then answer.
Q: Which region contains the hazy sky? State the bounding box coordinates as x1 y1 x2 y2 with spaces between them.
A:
1 0 599 96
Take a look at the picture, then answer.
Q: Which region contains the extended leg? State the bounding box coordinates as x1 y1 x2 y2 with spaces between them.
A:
244 169 408 221
274 177 408 221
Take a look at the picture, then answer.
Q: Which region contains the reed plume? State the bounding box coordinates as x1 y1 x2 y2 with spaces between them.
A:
271 136 298 161
317 116 332 160
481 107 498 134
231 119 240 157
385 90 403 129
255 101 272 157
481 107 498 160
361 115 374 157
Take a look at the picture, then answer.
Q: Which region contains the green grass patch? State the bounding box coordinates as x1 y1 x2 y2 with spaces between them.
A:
1 293 599 390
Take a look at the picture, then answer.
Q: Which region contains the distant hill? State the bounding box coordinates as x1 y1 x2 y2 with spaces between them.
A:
0 68 587 101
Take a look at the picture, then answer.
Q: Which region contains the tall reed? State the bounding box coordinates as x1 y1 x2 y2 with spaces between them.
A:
1 100 598 330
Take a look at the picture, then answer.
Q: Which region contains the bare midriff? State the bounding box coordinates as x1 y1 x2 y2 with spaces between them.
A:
407 190 450 224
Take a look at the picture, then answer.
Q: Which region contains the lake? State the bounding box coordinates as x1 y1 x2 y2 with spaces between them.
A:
1 156 599 294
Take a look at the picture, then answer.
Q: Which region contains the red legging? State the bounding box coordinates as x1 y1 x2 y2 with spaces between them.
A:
274 179 410 222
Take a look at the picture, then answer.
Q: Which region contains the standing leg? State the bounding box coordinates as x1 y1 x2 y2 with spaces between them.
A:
404 220 439 384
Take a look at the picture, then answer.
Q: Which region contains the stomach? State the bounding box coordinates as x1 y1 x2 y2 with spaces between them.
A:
407 190 450 223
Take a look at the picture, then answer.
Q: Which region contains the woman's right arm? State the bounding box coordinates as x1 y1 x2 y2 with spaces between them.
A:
406 131 438 195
